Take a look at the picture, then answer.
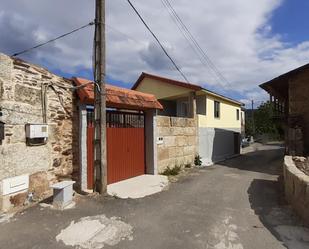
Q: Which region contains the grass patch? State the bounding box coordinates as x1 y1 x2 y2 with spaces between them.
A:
185 163 192 168
161 165 182 176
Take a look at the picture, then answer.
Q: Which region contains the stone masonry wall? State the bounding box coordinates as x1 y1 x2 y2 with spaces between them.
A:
283 156 309 226
156 115 198 173
0 53 78 209
288 68 309 155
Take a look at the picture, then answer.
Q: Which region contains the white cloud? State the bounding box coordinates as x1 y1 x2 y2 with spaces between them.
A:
0 0 308 105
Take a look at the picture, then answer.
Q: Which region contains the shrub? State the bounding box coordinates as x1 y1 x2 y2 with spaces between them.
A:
194 155 202 166
185 163 191 168
161 165 182 176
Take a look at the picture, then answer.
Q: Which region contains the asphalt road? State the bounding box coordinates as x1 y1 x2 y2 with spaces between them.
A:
0 143 308 249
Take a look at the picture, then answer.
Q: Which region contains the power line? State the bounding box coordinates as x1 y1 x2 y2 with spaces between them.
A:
126 0 189 82
166 0 230 86
160 0 215 82
162 0 229 86
106 24 142 44
160 0 231 88
12 21 95 57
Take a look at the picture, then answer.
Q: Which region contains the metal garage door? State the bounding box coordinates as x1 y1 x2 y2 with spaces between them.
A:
106 111 145 184
87 110 145 187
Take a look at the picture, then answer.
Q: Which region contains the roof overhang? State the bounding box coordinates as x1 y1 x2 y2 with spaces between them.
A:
200 89 244 106
132 72 243 106
259 63 309 101
132 72 203 91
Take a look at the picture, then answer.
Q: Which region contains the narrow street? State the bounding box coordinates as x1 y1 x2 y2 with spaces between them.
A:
0 144 308 249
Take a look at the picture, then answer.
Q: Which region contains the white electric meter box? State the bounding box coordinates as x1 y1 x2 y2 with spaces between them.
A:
25 124 49 138
2 174 29 195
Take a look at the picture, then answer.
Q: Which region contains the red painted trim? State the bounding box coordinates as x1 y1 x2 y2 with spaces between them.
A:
132 72 203 91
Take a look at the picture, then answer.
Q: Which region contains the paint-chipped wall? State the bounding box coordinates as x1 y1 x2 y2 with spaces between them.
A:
156 116 198 172
0 53 78 210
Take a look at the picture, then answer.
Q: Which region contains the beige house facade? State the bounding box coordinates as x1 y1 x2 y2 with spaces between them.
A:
132 73 244 168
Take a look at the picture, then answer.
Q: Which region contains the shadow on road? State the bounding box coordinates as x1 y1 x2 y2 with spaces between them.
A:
247 178 309 249
220 145 309 248
248 178 286 244
219 148 284 176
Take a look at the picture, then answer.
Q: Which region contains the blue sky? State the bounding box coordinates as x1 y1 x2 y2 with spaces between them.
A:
270 0 309 45
1 0 309 108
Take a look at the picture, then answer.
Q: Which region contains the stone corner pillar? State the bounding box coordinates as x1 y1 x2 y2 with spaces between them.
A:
78 103 87 191
188 92 197 119
145 109 158 175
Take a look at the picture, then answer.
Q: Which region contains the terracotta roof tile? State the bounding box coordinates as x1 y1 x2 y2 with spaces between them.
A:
72 77 163 110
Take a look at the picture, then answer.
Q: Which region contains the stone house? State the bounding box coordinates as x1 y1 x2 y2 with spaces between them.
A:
0 53 162 211
132 72 244 168
260 63 309 156
0 53 79 211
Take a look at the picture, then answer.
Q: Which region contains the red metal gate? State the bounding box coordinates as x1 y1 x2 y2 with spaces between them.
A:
106 111 145 184
87 110 145 187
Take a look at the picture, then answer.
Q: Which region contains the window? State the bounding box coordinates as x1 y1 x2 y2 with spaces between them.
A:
214 101 220 118
176 99 189 117
196 95 206 115
236 109 240 120
180 101 189 117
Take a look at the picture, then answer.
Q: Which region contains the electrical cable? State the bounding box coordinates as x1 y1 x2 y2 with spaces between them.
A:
160 0 215 82
166 0 229 85
12 21 95 57
126 0 189 83
161 0 231 88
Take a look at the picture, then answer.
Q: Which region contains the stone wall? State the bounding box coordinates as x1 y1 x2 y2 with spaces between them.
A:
156 115 198 173
288 68 309 155
283 156 309 226
0 53 78 210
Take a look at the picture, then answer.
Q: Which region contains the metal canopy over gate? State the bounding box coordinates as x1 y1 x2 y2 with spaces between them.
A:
87 110 145 186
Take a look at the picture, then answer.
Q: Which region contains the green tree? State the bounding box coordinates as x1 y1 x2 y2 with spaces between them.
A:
246 101 283 139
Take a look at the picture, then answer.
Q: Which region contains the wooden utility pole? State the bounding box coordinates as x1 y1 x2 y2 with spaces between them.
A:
94 0 107 194
251 100 255 135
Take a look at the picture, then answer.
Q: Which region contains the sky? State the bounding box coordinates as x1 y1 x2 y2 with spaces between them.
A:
0 0 309 108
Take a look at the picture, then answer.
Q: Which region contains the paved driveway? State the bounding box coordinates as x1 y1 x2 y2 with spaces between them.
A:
0 143 308 249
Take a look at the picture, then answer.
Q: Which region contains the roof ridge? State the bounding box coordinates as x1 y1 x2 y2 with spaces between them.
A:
132 72 202 91
73 77 158 99
132 72 243 105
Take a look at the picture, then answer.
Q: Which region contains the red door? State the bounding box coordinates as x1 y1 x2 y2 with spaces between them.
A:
87 111 145 187
106 111 145 184
107 127 145 184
